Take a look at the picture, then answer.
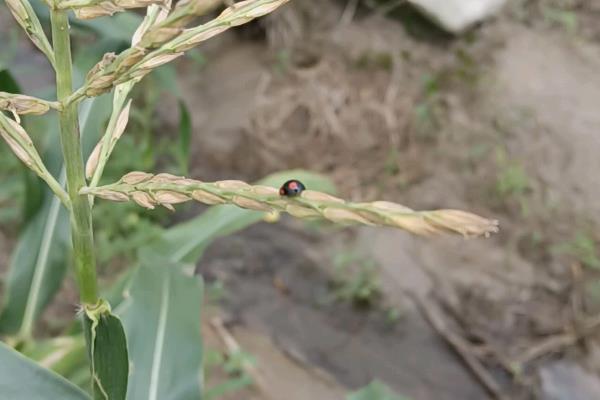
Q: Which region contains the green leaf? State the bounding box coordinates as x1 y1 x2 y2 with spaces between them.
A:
0 30 19 70
347 380 409 400
21 335 90 391
0 180 22 224
0 69 43 224
83 301 129 400
139 170 335 264
0 96 112 337
0 200 70 336
152 64 181 97
0 341 91 400
177 100 191 174
22 167 46 224
119 262 203 400
0 72 66 336
0 69 20 93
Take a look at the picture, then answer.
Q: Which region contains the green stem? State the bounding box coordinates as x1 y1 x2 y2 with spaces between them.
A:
50 10 98 305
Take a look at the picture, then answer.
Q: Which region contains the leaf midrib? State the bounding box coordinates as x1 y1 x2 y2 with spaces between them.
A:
148 271 170 400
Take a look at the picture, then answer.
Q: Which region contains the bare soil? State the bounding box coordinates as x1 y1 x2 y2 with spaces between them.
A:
185 2 600 399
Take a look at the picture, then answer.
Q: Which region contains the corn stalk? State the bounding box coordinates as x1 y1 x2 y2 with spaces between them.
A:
1 0 500 396
50 10 99 304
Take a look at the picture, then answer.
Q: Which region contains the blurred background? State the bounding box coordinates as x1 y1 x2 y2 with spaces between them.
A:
1 0 600 399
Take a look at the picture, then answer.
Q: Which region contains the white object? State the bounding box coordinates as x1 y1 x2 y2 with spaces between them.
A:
408 0 507 33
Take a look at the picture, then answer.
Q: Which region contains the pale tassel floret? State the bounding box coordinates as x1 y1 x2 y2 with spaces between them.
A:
0 92 54 116
86 100 132 179
70 0 167 19
76 0 293 99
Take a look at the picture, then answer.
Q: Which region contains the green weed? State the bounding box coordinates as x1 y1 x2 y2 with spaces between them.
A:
543 6 578 34
206 280 227 303
354 50 394 71
347 380 410 400
554 232 600 270
331 250 382 307
494 148 530 214
204 349 255 400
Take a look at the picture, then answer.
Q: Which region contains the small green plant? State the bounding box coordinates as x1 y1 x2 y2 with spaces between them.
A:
347 380 410 400
274 48 291 73
413 72 444 138
186 49 208 69
554 232 600 270
206 280 227 303
354 50 394 71
384 306 403 326
204 348 255 400
0 0 498 398
332 250 382 307
543 6 578 34
495 154 529 197
553 232 600 311
494 147 530 214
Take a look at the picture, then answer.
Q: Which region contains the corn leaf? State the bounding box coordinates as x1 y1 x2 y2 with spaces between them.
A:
21 336 90 392
83 304 129 400
0 200 70 336
177 100 191 174
118 262 203 400
0 341 91 400
0 69 20 93
0 69 43 224
0 96 112 336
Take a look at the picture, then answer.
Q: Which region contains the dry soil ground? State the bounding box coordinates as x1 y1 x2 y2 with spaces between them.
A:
183 1 600 399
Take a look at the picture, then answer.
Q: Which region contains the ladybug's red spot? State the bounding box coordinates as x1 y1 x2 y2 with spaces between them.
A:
279 188 285 195
288 182 299 190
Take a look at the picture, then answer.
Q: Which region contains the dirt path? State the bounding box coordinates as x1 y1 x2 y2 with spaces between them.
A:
200 222 490 400
183 3 600 399
490 25 600 221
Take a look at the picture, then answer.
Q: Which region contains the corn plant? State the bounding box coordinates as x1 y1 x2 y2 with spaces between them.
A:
0 0 499 398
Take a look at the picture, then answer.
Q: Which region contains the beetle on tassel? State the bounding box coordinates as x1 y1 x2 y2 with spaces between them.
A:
279 179 306 197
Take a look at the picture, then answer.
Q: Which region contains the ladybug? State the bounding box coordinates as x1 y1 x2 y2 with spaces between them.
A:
279 179 306 197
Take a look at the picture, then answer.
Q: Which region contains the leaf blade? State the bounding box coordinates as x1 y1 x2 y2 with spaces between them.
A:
83 304 129 400
0 196 70 336
0 96 112 336
177 100 191 175
0 341 91 400
119 262 203 400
